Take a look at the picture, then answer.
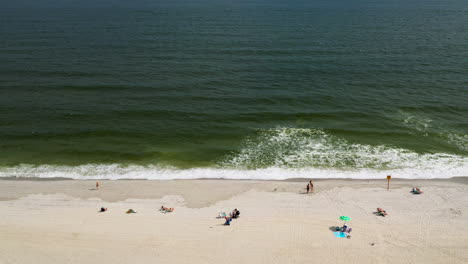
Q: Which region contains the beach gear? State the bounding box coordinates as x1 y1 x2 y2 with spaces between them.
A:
334 232 347 238
126 209 136 214
218 212 227 218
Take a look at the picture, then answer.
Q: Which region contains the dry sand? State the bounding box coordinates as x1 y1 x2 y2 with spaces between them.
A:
1 178 468 264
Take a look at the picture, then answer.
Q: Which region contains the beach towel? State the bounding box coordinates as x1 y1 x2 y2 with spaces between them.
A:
334 232 347 238
218 212 227 218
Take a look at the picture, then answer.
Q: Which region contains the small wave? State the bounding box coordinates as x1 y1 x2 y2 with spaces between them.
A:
394 110 468 152
445 133 468 152
396 110 433 135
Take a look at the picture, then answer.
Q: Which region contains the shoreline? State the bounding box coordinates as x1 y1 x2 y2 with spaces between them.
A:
1 177 468 205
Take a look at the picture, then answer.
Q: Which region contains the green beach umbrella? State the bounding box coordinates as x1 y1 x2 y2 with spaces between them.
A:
339 216 351 221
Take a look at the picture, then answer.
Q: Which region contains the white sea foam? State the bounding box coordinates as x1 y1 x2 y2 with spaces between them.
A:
394 110 468 152
446 133 468 152
397 110 433 135
1 128 467 180
220 128 468 170
0 163 466 180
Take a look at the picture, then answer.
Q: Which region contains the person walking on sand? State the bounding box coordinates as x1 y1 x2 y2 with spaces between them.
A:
96 181 100 190
309 180 314 192
306 183 310 193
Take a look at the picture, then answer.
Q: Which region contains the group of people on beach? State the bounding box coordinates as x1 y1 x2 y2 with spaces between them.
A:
93 181 425 235
99 206 174 214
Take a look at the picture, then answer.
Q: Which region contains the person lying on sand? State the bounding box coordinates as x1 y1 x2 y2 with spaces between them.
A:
412 188 423 194
160 206 174 213
100 207 107 212
126 209 137 214
377 208 388 217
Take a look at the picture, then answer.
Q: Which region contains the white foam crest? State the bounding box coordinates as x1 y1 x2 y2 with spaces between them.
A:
446 133 468 152
394 110 468 152
397 110 433 135
221 128 468 169
0 163 466 180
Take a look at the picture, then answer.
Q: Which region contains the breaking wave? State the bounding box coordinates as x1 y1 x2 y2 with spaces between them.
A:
1 128 466 180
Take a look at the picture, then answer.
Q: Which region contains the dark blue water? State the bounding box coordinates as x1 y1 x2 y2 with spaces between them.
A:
1 0 467 179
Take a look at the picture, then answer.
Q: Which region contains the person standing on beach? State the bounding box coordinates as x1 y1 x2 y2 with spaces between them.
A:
306 183 310 193
96 181 100 190
309 180 314 192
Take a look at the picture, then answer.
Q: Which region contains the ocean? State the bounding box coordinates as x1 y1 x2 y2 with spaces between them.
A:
1 0 467 179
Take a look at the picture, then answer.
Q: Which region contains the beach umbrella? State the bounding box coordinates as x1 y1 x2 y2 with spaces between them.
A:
339 216 351 221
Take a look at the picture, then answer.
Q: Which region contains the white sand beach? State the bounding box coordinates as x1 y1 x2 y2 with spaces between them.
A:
1 178 468 264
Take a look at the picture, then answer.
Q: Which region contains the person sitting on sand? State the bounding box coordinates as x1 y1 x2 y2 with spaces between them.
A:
346 228 352 238
377 208 388 217
342 224 348 232
100 207 107 212
161 206 174 213
231 209 240 219
126 209 137 214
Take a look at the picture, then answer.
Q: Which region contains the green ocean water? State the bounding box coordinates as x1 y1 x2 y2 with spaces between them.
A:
0 0 467 179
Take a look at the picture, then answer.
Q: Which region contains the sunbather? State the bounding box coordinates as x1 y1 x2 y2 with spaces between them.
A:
160 206 174 213
412 188 423 194
100 207 107 212
377 208 388 217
